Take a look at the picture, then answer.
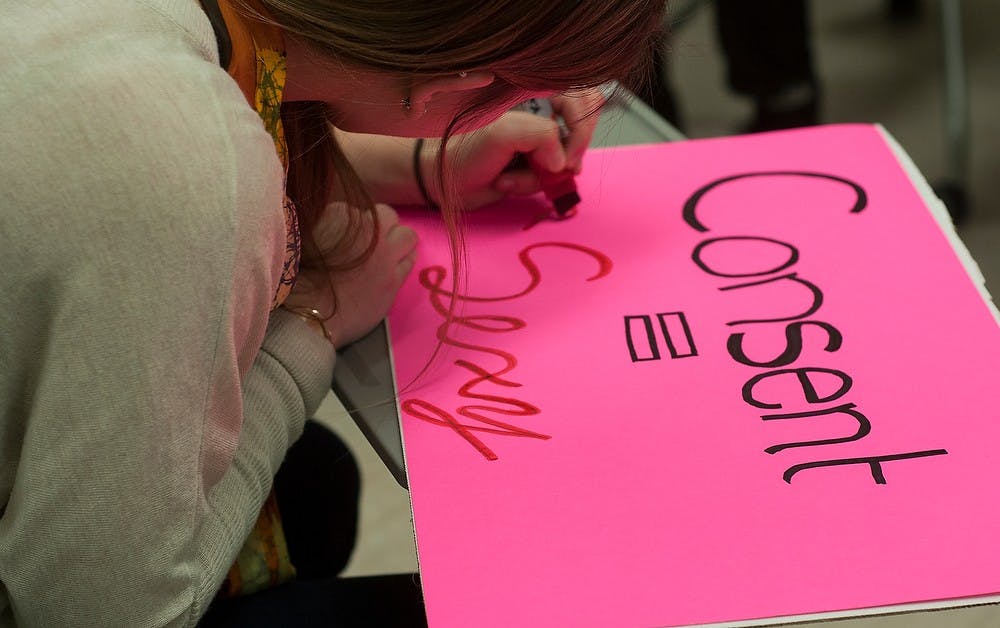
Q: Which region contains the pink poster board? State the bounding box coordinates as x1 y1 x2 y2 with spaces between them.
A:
386 125 1000 627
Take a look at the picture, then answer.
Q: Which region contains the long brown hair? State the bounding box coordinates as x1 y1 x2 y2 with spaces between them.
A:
240 0 665 316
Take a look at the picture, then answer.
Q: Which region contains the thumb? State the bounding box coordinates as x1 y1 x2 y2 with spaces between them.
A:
495 170 543 196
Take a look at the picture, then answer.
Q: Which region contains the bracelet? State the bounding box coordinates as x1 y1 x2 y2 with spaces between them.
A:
284 306 334 344
413 138 439 210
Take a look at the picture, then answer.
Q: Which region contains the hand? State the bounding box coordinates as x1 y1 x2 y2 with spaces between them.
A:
284 202 417 348
426 87 606 210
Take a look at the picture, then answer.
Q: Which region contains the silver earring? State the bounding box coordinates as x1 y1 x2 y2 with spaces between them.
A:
458 71 468 78
401 96 412 112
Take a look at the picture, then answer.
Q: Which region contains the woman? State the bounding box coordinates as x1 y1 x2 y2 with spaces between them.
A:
0 0 665 625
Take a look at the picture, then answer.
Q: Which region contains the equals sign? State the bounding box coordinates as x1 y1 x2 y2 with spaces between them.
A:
624 312 698 363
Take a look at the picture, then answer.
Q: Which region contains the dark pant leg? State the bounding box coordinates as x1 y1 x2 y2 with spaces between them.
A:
715 0 816 98
201 574 427 627
645 33 684 130
273 419 361 579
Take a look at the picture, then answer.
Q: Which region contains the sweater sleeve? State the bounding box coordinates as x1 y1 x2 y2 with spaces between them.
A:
0 3 335 626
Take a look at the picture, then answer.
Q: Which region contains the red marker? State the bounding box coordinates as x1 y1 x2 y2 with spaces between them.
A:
512 98 580 219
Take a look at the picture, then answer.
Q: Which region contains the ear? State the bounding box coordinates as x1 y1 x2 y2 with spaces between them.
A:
408 71 495 115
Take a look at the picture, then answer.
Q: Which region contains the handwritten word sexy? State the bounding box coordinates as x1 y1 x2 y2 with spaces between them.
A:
402 242 613 460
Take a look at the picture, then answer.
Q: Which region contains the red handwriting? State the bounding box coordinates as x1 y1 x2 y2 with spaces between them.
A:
402 242 613 460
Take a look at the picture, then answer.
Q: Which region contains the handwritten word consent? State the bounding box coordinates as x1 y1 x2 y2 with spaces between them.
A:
402 242 613 460
684 171 947 484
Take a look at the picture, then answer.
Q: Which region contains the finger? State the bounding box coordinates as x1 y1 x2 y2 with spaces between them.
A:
374 203 400 234
395 248 417 284
386 223 418 260
562 117 597 174
494 170 543 196
552 90 604 172
497 112 566 173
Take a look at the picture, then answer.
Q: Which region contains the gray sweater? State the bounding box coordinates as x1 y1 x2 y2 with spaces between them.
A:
0 0 336 625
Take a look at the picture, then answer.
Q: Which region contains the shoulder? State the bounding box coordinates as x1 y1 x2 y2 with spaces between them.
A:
1 0 285 280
